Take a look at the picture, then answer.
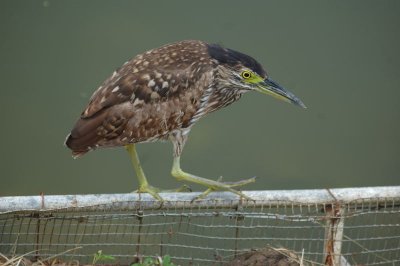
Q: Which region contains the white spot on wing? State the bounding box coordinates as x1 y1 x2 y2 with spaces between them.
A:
112 86 120 93
100 96 107 103
141 74 150 80
133 98 144 106
154 71 162 78
151 92 160 99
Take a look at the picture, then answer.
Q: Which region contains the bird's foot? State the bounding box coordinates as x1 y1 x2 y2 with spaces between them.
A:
133 184 164 202
133 184 191 201
192 176 256 202
191 176 256 202
172 166 256 201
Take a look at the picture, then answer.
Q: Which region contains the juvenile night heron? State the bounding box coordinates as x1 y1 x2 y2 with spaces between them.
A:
65 40 305 201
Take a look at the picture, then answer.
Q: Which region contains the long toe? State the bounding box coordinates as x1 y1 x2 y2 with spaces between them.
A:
222 176 257 188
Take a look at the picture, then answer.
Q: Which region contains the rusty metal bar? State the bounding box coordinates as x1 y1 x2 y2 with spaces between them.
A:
323 203 345 266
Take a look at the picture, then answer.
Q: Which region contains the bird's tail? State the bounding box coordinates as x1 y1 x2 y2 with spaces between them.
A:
64 134 89 158
65 110 109 158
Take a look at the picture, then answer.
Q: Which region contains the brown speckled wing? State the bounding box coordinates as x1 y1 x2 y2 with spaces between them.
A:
66 40 213 156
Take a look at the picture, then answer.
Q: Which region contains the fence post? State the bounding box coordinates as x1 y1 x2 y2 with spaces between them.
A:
323 203 345 266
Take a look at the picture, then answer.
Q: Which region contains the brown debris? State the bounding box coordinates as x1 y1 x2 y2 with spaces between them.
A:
225 247 303 266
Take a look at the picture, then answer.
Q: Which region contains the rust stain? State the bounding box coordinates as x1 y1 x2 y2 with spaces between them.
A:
324 197 342 266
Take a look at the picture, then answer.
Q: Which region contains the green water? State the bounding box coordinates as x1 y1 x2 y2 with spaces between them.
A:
1 0 399 196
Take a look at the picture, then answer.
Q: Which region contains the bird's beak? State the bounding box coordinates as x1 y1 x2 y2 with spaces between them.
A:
255 78 306 108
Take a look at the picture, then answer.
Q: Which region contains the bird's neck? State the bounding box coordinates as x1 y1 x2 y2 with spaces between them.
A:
204 78 247 113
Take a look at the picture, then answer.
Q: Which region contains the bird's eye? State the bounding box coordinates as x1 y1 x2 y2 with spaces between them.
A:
241 70 252 79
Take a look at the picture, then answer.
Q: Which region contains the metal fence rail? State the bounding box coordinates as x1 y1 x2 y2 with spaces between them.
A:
1 186 399 265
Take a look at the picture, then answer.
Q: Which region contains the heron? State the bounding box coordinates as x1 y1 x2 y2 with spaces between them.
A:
65 40 305 201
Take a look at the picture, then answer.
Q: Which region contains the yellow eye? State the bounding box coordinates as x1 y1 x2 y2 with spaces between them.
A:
241 70 252 79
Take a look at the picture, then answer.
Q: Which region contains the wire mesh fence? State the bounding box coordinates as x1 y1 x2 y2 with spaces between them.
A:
1 187 399 265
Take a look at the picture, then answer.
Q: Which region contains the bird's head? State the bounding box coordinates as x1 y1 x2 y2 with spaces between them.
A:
232 68 306 108
208 43 306 108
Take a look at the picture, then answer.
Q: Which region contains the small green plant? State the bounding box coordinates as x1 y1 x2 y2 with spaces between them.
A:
131 255 176 266
92 250 115 264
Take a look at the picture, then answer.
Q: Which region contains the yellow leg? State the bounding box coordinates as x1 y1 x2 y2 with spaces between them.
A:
125 144 188 201
171 156 255 201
